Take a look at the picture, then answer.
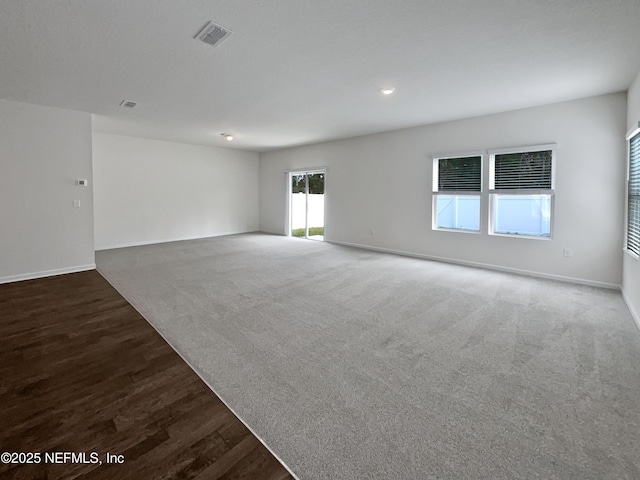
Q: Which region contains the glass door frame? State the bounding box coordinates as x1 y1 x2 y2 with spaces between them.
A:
286 168 326 240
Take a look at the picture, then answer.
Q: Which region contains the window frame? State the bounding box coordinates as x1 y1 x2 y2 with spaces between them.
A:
488 144 557 240
431 152 484 234
626 123 640 260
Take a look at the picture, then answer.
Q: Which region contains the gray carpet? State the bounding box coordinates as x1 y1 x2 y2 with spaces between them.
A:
96 233 640 480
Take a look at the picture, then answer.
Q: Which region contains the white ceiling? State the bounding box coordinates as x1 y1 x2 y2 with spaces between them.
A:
1 0 640 152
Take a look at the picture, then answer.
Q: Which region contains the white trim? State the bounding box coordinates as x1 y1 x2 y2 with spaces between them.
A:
97 268 301 480
283 166 327 174
626 121 640 141
489 154 496 190
95 231 258 251
433 191 482 196
432 227 482 235
0 264 96 285
488 143 557 155
327 239 620 290
488 231 552 241
488 188 554 195
432 158 439 192
431 150 484 161
284 172 291 236
621 288 640 332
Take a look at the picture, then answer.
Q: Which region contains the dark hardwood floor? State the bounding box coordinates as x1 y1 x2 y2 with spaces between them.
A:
0 270 294 480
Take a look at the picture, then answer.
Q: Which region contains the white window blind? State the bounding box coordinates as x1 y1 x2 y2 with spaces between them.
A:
437 156 482 192
628 131 640 256
492 150 553 191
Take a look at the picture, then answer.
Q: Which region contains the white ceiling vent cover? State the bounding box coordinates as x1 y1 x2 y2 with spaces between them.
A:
194 21 232 48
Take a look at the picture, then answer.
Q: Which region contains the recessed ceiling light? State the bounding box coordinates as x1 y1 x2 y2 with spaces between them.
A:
381 87 395 95
221 133 234 141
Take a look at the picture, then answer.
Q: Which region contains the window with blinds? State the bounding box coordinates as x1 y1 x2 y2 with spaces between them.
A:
628 131 640 256
489 146 555 238
432 155 482 232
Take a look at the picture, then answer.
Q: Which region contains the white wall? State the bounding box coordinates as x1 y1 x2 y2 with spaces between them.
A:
260 93 627 288
93 133 259 250
624 72 640 326
0 100 94 283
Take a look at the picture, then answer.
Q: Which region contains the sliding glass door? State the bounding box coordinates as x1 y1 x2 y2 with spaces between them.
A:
289 170 325 241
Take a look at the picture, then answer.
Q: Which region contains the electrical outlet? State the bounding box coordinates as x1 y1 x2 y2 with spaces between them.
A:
73 199 81 208
563 248 572 258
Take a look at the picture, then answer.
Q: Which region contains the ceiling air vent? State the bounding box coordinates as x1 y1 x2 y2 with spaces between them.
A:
119 100 137 109
194 21 232 48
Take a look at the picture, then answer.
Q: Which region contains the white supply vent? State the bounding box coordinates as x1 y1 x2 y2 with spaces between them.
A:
194 21 232 48
119 100 137 109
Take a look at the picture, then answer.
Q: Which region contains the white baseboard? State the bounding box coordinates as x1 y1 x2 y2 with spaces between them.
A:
621 289 640 331
327 240 621 290
96 230 259 251
0 264 96 285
